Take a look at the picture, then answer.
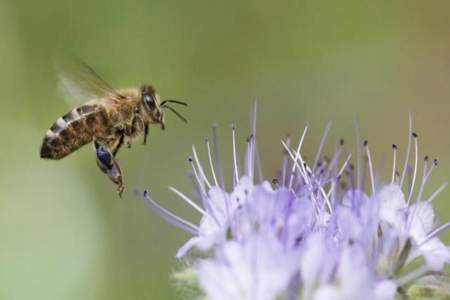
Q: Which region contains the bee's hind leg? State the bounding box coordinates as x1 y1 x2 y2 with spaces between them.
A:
111 130 125 157
94 140 125 197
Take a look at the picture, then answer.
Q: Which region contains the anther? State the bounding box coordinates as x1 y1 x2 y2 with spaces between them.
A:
363 140 368 147
340 138 345 146
412 132 418 138
424 155 429 161
433 159 438 166
392 144 397 149
188 157 193 162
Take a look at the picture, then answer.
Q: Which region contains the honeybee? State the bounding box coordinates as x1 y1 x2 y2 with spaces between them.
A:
40 61 187 196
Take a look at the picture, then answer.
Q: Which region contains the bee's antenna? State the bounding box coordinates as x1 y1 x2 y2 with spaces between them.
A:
161 99 188 106
162 104 188 123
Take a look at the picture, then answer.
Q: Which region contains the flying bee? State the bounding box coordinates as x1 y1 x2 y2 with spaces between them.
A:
40 61 187 196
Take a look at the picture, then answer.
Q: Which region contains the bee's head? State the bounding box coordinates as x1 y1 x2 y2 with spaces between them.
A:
141 85 165 129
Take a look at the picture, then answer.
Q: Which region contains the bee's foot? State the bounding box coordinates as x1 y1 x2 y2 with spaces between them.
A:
117 185 125 198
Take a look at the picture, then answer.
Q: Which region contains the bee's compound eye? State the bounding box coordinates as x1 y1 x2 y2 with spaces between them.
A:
144 93 155 107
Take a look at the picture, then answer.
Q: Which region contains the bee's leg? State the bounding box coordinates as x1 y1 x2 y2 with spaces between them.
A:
94 140 125 197
127 115 145 147
143 123 149 145
110 130 125 157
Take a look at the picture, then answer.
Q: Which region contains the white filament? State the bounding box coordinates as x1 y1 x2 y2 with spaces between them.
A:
169 186 215 224
326 154 352 199
407 136 419 205
391 146 397 183
288 126 308 190
426 182 448 203
415 159 428 203
205 139 219 187
400 114 413 188
232 126 239 185
365 143 376 195
313 121 332 172
189 158 206 196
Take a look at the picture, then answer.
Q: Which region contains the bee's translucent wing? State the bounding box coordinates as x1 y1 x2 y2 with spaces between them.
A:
55 58 124 106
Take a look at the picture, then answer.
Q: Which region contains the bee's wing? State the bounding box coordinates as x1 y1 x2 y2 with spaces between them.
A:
55 58 124 107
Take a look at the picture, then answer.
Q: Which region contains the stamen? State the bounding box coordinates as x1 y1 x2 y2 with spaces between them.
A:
255 141 263 183
246 134 254 181
415 156 429 203
417 158 439 199
318 185 333 213
313 121 332 172
143 190 199 235
338 154 352 178
186 171 204 204
425 159 438 181
232 125 239 185
169 186 216 224
407 133 419 205
321 146 341 184
281 136 291 187
364 140 376 194
419 221 450 246
282 140 320 214
205 138 219 187
288 126 308 190
250 100 261 182
192 145 211 189
188 156 206 195
400 114 413 188
281 140 308 185
212 123 225 189
426 182 448 203
326 154 351 199
354 117 362 190
281 140 319 216
391 144 397 183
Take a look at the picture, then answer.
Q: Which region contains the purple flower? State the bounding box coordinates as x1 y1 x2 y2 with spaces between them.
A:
141 106 450 299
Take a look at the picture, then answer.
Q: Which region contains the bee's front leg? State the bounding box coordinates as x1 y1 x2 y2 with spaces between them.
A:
94 140 125 197
128 114 147 147
143 123 149 145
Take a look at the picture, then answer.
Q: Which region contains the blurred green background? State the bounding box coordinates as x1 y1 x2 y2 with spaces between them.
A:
1 1 450 299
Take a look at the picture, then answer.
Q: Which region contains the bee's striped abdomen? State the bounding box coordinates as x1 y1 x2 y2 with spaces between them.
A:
40 104 111 159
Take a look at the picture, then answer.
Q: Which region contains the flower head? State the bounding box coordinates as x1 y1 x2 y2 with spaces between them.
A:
141 105 450 300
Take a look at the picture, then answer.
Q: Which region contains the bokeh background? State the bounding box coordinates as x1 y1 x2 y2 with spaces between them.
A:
1 1 450 299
